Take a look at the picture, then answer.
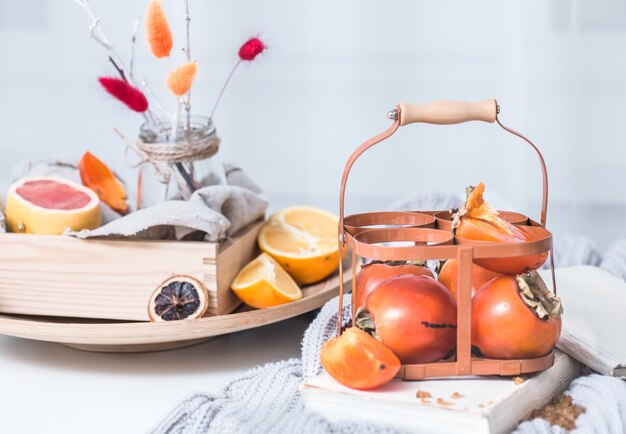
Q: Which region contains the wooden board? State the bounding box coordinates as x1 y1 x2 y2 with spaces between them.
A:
0 220 263 320
301 350 580 434
0 263 351 353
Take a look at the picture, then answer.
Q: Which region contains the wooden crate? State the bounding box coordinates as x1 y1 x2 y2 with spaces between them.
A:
0 220 263 321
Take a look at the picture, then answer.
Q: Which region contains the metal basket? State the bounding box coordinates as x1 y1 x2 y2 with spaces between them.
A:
337 99 557 380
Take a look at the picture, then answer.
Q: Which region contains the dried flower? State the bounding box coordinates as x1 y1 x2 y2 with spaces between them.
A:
146 0 173 58
166 62 197 97
78 151 129 214
238 37 266 61
209 37 267 118
98 77 149 112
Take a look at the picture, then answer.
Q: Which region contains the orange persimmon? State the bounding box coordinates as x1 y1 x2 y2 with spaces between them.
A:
354 261 434 309
320 327 400 390
78 152 128 215
365 275 457 364
454 182 548 274
472 272 562 359
437 259 500 300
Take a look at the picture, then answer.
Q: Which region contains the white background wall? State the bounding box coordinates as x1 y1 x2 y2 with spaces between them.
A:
1 0 625 247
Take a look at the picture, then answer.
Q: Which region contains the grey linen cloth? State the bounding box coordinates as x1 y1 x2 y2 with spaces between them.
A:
1 157 268 242
151 193 626 434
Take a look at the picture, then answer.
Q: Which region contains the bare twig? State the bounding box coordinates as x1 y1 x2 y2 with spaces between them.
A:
73 0 125 76
75 0 197 194
108 56 127 82
140 78 171 118
74 0 163 124
171 97 182 141
183 0 192 132
129 19 140 82
210 60 242 120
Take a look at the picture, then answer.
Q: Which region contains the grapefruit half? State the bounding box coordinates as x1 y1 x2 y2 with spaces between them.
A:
5 176 101 235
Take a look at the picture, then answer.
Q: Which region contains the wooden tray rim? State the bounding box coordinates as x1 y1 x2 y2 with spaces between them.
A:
0 266 349 347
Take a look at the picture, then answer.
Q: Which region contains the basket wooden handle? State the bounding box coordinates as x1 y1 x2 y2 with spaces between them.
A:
398 100 497 126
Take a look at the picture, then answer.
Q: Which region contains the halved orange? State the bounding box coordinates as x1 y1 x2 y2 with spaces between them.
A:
230 253 302 309
257 206 339 285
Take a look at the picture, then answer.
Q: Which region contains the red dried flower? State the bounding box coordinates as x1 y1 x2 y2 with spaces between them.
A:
98 77 149 113
238 37 266 61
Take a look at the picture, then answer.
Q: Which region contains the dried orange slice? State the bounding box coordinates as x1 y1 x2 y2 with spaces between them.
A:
257 206 339 285
148 275 208 321
230 253 302 309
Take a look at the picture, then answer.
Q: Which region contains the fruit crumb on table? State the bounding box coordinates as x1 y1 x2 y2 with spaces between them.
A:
513 376 527 385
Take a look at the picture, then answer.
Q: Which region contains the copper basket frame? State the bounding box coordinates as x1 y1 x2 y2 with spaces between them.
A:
336 99 557 380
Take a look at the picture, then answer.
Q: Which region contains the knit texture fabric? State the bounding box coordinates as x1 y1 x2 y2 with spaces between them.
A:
152 294 407 434
153 283 626 434
514 375 626 434
152 193 626 434
600 240 626 282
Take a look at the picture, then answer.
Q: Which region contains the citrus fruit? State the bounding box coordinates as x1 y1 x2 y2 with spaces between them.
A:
257 206 339 285
230 253 302 308
5 176 101 235
148 275 209 321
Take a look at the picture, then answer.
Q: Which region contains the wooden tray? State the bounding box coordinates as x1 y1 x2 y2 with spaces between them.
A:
0 262 351 353
0 220 264 320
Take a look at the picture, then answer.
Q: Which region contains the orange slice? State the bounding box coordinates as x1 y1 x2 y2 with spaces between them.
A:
230 253 302 309
257 206 339 285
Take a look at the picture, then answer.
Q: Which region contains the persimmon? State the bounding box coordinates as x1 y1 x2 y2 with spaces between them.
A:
453 182 547 274
472 272 562 359
364 274 457 364
320 327 400 390
78 152 128 215
354 260 434 309
437 259 500 300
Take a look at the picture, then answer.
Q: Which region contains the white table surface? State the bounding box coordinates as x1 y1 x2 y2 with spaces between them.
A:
0 313 317 434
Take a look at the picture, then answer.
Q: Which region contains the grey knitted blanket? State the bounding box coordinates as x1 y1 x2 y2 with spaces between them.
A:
153 294 402 434
153 254 626 433
152 194 626 433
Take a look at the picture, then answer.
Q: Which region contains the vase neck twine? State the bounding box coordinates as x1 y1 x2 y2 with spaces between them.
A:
114 128 220 197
